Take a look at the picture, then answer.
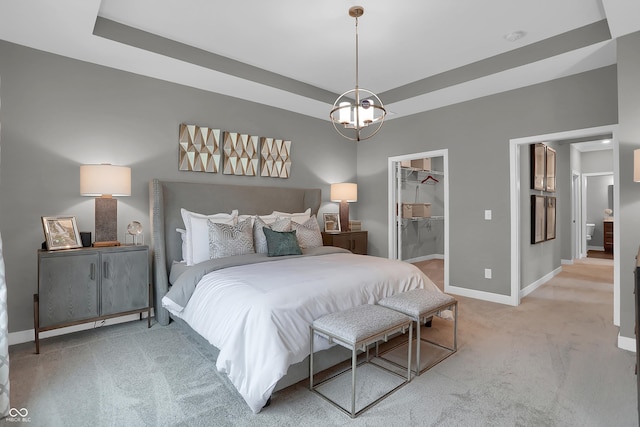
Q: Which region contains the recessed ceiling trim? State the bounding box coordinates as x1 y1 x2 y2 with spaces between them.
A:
380 20 611 104
93 17 338 105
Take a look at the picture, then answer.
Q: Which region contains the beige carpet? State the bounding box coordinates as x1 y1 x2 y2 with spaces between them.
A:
7 258 637 426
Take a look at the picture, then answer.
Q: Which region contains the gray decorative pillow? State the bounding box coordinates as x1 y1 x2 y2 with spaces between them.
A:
291 215 323 249
253 216 291 254
263 228 302 257
208 217 255 259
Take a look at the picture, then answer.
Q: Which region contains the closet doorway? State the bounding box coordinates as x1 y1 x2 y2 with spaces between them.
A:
388 149 449 290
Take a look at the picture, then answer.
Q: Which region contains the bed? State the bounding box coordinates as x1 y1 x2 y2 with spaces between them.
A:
149 179 441 413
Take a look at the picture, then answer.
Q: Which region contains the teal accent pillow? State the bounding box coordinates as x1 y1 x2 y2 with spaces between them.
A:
262 228 302 257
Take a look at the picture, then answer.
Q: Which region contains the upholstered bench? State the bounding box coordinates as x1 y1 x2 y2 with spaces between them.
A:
309 304 413 418
378 289 457 376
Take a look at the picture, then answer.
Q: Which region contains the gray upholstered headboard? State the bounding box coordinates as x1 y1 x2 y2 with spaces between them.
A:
149 179 322 325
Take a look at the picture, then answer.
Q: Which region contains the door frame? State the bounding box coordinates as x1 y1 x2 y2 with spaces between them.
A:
571 170 582 259
582 172 614 253
509 124 620 324
388 149 450 290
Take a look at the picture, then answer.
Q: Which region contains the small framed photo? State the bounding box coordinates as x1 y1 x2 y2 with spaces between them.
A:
41 216 82 250
323 212 341 233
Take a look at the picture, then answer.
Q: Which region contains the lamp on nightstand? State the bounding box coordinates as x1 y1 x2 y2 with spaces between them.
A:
80 164 131 247
331 183 357 232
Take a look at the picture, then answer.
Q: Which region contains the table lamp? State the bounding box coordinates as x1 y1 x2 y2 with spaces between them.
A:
80 164 131 246
331 183 357 232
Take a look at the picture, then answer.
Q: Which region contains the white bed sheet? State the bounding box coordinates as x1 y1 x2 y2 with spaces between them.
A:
164 252 439 413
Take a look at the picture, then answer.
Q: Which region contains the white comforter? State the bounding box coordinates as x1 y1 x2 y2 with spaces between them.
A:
164 252 439 413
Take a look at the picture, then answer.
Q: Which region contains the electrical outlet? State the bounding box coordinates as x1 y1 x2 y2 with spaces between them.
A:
484 210 492 220
484 268 492 279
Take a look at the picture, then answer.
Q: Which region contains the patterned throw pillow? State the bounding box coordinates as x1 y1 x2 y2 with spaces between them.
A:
253 216 291 254
262 228 302 257
208 217 255 259
290 215 323 249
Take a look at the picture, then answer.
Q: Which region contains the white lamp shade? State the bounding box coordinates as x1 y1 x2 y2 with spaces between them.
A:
338 102 351 124
331 183 358 202
80 164 131 196
635 150 640 182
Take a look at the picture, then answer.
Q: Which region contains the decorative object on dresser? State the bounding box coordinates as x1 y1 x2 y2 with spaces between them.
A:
33 244 151 354
331 183 357 232
125 220 144 245
322 230 368 255
329 6 386 141
323 212 341 233
41 216 82 251
80 164 131 246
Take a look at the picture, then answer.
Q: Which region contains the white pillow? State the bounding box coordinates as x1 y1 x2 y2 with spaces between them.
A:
271 208 311 224
291 215 323 249
181 208 238 265
176 228 187 263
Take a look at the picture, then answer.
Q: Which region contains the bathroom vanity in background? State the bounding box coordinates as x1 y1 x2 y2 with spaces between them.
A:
604 220 613 253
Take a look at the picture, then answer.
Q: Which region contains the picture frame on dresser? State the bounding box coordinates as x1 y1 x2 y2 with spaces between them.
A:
323 212 341 233
41 216 82 250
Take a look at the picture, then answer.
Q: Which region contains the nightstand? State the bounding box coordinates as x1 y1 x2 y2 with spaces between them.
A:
321 230 368 255
34 244 151 353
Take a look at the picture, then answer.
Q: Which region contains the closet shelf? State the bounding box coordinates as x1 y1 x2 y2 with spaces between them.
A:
400 167 445 176
398 216 444 223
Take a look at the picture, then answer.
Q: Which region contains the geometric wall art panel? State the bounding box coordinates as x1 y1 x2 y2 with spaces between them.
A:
222 132 259 176
178 124 221 173
260 137 291 179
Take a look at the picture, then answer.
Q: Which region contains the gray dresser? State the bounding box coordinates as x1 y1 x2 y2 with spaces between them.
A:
34 244 151 353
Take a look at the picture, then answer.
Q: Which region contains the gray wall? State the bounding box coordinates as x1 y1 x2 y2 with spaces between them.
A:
582 149 614 173
356 65 618 296
617 30 640 339
0 41 355 333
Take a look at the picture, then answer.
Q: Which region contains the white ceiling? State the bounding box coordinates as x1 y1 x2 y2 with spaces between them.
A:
1 0 639 121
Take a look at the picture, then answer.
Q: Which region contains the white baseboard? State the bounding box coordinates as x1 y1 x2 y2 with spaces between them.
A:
405 254 444 263
445 284 515 306
618 333 636 353
9 311 153 346
520 266 563 299
561 259 574 265
587 245 605 251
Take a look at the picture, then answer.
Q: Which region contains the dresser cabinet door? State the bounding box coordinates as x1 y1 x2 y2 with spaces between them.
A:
39 252 99 328
100 249 149 316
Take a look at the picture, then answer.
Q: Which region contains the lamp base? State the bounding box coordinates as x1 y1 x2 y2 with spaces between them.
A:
92 240 121 247
95 197 118 243
339 201 350 232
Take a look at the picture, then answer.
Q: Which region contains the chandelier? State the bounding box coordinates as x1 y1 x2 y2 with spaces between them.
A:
330 6 386 142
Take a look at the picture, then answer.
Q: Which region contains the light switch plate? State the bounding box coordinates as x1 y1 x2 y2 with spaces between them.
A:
485 210 492 220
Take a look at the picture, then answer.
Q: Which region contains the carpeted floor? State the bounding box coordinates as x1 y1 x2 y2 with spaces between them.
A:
7 259 637 426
